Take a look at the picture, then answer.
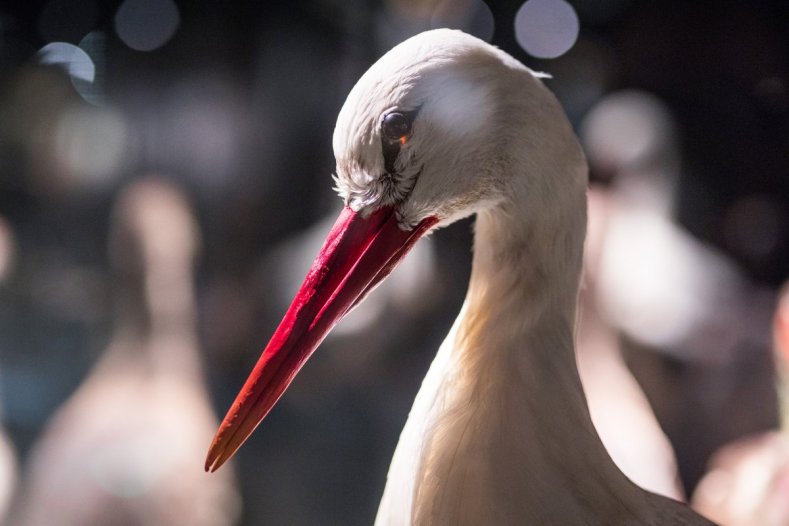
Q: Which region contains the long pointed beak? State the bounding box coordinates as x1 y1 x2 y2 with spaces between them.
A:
205 206 437 472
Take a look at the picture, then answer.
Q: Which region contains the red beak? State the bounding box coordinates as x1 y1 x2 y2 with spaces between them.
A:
205 206 437 472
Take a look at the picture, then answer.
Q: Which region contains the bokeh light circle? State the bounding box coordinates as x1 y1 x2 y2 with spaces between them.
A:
114 0 180 52
514 0 580 59
38 42 95 82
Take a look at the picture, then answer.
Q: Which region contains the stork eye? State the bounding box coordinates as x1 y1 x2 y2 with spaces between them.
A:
382 112 412 144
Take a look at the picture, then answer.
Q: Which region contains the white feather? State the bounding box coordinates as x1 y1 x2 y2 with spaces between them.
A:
332 29 714 525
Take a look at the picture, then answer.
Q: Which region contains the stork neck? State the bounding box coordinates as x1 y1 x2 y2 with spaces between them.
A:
460 199 594 437
445 193 640 513
109 261 203 381
462 189 588 374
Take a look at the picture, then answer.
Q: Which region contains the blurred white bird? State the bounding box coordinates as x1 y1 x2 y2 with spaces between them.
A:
205 30 713 524
0 215 18 524
575 92 688 501
580 91 770 358
580 90 776 493
577 193 685 500
0 425 16 524
11 179 240 526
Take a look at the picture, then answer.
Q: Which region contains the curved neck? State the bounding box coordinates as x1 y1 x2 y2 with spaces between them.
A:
107 258 203 382
438 192 642 519
405 180 644 523
463 196 595 437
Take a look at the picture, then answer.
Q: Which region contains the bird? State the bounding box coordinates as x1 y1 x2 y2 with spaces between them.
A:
0 422 15 524
691 283 789 525
573 91 691 501
205 29 714 524
580 90 777 489
577 196 685 500
0 215 18 524
11 179 240 526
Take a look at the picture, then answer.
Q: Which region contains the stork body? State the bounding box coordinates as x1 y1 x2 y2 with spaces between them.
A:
206 30 713 525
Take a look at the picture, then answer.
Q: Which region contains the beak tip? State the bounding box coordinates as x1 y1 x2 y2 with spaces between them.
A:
204 441 227 473
204 452 216 473
204 455 221 473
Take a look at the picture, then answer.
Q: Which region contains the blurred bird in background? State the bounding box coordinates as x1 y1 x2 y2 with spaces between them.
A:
575 91 687 501
0 217 19 524
584 88 779 492
9 180 240 526
578 89 778 495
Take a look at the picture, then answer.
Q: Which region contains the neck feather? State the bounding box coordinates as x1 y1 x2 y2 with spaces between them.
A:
381 173 646 524
454 187 633 488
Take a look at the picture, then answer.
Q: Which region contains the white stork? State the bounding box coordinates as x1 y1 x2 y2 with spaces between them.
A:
12 180 239 526
205 29 714 525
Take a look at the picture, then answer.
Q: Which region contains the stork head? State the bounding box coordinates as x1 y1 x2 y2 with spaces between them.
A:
332 28 574 229
206 29 581 471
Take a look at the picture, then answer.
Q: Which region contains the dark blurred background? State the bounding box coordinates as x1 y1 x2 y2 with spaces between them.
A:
0 0 788 524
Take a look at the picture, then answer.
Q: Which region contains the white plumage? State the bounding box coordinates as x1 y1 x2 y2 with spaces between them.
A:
12 180 239 526
331 29 713 525
207 28 716 525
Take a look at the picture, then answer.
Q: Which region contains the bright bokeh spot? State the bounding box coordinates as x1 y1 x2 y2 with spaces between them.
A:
515 0 580 59
74 32 106 105
38 42 95 82
114 0 180 52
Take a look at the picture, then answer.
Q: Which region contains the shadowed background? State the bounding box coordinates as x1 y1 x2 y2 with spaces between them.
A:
0 0 788 524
